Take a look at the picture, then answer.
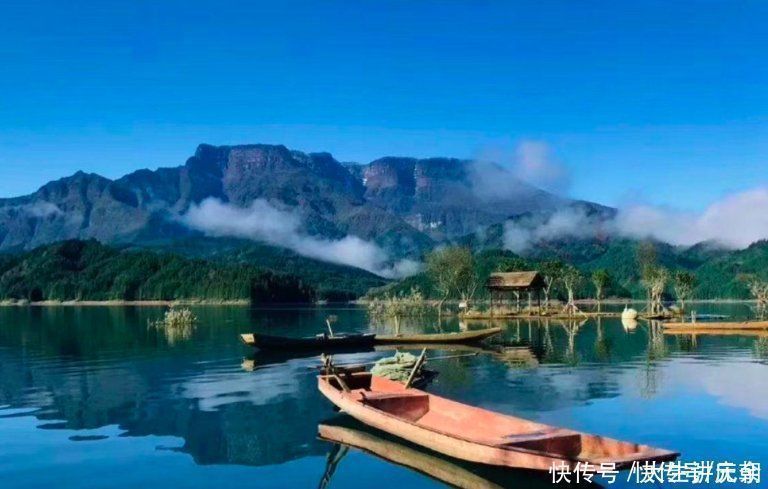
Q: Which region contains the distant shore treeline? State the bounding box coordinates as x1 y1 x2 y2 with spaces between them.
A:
0 240 317 304
2 237 768 306
368 240 768 304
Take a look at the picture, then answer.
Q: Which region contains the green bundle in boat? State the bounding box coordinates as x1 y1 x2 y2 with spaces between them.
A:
371 351 417 381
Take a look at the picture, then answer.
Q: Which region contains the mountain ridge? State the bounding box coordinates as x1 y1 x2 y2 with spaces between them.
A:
0 143 607 259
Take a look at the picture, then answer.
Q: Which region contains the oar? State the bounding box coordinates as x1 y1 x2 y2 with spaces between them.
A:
404 348 427 389
325 315 338 338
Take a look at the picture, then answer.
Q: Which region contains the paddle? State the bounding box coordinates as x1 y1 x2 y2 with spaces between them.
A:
404 348 427 389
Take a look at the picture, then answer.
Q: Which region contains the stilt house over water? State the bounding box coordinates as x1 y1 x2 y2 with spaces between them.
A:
486 271 545 314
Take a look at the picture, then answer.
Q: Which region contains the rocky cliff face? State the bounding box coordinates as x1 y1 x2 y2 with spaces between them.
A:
355 156 589 240
0 143 607 257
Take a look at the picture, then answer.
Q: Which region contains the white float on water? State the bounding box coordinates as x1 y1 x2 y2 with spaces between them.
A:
622 306 638 320
622 317 639 331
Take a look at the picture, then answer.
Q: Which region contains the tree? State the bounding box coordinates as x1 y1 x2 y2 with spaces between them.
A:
673 271 697 311
561 265 583 316
499 257 528 273
637 242 667 315
591 269 611 313
642 266 669 316
636 242 658 276
540 260 564 310
637 242 656 306
740 274 768 318
425 247 477 314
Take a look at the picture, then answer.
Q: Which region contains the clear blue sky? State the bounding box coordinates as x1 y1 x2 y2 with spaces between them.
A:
1 0 767 210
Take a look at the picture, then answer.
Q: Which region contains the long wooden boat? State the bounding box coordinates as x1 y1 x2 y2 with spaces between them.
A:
664 321 768 330
318 418 556 489
375 327 502 345
664 328 768 338
240 332 376 351
318 371 678 471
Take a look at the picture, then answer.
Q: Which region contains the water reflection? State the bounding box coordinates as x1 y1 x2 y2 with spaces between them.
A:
0 305 767 487
594 317 612 361
317 417 574 489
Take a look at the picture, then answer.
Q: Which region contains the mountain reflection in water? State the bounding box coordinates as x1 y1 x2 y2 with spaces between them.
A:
0 304 766 488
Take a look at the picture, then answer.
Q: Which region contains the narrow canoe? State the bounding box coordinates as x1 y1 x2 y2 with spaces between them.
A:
664 321 768 330
664 328 768 338
318 418 556 489
240 333 376 351
318 372 678 471
375 327 502 345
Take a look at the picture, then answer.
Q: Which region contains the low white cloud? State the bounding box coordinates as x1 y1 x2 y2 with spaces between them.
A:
182 198 419 279
20 202 62 218
615 188 768 248
502 187 768 252
513 141 571 194
503 206 607 253
471 140 571 199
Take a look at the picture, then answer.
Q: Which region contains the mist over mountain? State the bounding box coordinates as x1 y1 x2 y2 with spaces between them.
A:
0 143 607 274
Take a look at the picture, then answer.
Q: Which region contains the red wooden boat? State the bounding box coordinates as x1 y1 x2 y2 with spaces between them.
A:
318 371 678 471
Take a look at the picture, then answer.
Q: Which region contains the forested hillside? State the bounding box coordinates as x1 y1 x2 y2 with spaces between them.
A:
371 240 768 301
0 240 323 303
134 236 388 301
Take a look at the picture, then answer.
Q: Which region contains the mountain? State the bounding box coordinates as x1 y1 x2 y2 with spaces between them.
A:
695 239 768 299
0 143 605 263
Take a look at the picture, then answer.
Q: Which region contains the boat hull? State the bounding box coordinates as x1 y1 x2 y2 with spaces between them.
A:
240 333 376 351
318 418 557 489
664 321 768 330
375 327 502 345
318 373 678 471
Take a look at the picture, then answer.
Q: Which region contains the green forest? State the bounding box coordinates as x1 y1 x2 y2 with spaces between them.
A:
370 239 768 304
0 240 318 303
2 237 768 305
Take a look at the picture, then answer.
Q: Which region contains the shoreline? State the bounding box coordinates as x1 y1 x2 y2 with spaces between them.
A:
0 299 252 307
0 298 757 308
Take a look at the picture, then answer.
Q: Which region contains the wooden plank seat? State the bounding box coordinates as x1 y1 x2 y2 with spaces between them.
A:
500 429 578 444
498 429 583 458
356 390 431 421
358 391 426 401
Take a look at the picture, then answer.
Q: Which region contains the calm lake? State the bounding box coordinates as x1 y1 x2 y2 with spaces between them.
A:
1 305 766 488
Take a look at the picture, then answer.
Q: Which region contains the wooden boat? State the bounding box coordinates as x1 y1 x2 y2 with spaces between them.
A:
375 327 502 345
664 328 768 338
318 371 679 471
664 320 768 330
318 418 556 489
240 332 376 351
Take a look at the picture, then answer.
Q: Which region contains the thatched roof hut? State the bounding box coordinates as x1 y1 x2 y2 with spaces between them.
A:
486 271 545 292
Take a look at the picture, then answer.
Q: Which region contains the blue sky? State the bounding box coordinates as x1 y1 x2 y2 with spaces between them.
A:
1 0 767 210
